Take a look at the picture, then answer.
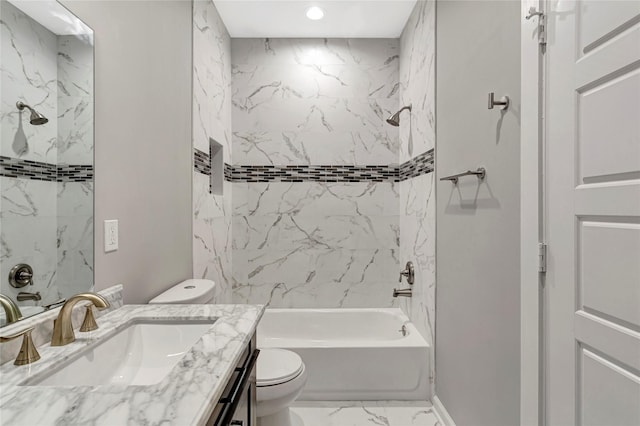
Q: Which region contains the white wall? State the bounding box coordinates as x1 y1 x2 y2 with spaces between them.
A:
60 0 193 304
435 1 521 424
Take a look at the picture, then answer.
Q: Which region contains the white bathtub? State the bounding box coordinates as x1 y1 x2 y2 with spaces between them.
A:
257 308 430 401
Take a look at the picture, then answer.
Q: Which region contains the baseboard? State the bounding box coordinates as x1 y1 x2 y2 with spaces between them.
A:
433 395 456 426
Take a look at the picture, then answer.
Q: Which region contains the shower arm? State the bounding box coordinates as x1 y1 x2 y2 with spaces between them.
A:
16 101 35 113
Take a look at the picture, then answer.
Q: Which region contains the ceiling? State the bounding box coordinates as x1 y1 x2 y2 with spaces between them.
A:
214 1 418 38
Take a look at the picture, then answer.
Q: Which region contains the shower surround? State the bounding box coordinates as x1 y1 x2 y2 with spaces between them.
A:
399 0 436 393
191 0 435 392
230 38 401 308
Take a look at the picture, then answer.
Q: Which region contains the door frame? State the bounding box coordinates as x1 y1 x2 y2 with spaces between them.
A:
520 0 545 424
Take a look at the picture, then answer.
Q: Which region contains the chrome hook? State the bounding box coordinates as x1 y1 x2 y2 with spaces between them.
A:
488 92 509 110
525 7 543 20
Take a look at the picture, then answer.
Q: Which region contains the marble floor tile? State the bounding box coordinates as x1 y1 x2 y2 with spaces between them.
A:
290 401 441 426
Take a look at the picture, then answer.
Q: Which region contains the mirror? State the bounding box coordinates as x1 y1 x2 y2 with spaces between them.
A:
0 0 94 326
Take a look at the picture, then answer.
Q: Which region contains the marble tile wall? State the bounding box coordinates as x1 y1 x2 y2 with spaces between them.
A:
0 1 58 164
192 0 233 303
1 2 59 303
231 38 400 167
56 34 93 166
1 2 94 307
398 0 437 394
2 3 59 306
56 34 94 299
231 38 401 308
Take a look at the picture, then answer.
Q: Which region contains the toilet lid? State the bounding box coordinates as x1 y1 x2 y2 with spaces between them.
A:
257 348 304 387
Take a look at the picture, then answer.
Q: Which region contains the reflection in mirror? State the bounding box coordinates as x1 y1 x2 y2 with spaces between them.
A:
0 0 94 327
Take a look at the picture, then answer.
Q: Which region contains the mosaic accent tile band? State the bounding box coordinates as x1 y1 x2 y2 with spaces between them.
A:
0 156 93 182
228 164 398 182
194 148 433 182
194 149 210 175
398 149 434 182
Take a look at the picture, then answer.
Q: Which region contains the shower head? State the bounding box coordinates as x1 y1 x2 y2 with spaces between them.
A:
386 105 412 127
16 101 48 125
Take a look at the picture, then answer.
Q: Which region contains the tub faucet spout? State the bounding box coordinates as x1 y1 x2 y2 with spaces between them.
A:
393 288 412 298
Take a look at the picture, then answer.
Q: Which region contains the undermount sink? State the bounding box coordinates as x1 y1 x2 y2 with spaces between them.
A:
25 319 215 387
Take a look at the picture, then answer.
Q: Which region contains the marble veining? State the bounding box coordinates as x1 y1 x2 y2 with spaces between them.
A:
399 0 435 164
398 0 437 396
290 401 442 426
231 38 399 167
232 180 400 308
0 302 264 426
1 1 58 164
192 0 234 303
1 1 94 308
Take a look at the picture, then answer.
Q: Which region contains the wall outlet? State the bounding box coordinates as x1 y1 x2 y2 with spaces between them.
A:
104 220 118 252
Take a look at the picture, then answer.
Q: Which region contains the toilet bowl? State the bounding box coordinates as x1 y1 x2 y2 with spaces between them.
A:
256 348 307 426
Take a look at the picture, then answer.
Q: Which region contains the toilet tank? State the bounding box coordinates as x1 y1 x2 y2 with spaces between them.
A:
148 279 215 304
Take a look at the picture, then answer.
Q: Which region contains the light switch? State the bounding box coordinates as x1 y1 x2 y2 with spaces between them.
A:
104 220 118 252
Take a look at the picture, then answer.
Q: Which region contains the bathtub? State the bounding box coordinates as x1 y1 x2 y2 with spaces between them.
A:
257 308 430 401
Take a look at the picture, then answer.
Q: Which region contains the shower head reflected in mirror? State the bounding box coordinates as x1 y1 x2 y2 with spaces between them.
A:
386 105 412 127
16 101 48 125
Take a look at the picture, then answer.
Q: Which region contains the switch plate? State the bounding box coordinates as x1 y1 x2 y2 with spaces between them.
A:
104 220 118 252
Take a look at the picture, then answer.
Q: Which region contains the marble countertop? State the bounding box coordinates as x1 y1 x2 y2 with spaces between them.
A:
0 303 265 425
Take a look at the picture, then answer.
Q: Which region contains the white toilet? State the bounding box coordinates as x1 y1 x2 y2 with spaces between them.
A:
149 280 307 426
148 279 216 304
256 348 307 426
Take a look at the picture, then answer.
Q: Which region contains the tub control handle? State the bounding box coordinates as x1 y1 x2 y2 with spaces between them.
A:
399 261 415 285
393 288 412 298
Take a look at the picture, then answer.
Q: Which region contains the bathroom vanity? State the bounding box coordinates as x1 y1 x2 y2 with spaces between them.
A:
208 335 259 426
0 303 265 426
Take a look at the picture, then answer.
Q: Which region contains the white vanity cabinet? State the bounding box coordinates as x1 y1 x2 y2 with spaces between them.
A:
208 334 258 426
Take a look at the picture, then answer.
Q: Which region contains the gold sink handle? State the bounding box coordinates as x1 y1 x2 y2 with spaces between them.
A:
0 327 40 365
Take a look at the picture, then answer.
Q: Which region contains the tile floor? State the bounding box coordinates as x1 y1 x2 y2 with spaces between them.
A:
290 401 441 426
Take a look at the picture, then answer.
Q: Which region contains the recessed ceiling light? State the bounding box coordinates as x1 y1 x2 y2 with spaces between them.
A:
306 6 324 20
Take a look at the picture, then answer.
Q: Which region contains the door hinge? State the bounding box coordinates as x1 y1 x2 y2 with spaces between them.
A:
538 243 547 273
525 7 547 47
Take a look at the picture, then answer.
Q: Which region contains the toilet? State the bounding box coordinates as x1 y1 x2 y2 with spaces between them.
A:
256 348 307 426
149 280 307 426
148 278 216 304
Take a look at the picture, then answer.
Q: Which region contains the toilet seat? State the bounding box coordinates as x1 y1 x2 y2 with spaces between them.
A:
257 348 304 387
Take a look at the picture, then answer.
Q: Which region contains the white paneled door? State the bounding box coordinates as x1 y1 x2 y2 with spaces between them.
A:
545 1 640 425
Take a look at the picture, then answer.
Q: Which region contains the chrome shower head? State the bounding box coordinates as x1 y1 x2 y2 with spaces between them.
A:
16 101 49 125
386 105 412 127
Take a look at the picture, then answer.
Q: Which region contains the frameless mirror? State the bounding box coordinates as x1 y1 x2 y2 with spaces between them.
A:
0 0 94 326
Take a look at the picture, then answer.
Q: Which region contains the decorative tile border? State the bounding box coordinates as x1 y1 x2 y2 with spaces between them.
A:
56 164 94 182
227 164 398 182
0 156 93 182
399 149 434 181
194 149 211 175
194 148 434 183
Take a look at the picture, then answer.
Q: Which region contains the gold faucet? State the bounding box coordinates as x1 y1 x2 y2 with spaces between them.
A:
0 294 40 365
0 294 22 324
0 327 40 365
51 293 110 346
